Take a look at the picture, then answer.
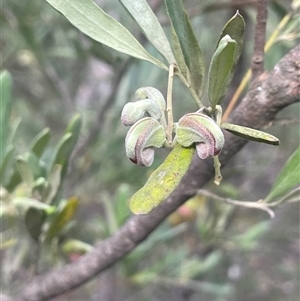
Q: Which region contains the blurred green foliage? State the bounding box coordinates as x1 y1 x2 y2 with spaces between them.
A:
1 0 299 300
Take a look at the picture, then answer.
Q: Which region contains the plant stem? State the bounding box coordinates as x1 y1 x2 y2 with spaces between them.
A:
166 64 175 145
175 70 203 108
213 156 222 185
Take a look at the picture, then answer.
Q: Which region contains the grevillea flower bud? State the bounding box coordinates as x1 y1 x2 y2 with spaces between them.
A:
121 99 162 126
175 113 225 159
125 117 166 166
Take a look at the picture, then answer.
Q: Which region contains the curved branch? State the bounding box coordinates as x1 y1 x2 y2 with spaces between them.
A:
16 44 300 301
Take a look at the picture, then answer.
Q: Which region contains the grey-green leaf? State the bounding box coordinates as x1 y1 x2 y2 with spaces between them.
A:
208 35 236 109
171 26 189 79
164 0 205 97
45 0 167 70
265 146 300 202
30 128 51 158
118 0 175 65
16 156 34 186
0 70 13 165
221 123 280 145
218 11 245 68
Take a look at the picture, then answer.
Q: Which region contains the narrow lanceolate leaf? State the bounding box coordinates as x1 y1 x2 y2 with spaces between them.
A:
265 146 300 202
16 156 34 185
25 207 46 241
165 0 205 97
130 144 195 214
118 0 175 64
0 71 13 165
221 123 280 145
30 128 51 158
208 35 236 109
171 26 189 79
218 11 245 69
46 196 79 240
45 0 167 70
48 133 73 177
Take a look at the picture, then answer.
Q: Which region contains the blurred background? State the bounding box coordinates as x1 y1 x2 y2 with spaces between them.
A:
1 0 299 300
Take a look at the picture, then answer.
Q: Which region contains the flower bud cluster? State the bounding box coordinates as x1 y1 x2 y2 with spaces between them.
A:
121 87 225 166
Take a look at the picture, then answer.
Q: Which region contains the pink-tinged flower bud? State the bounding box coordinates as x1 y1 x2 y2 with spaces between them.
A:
121 99 162 126
175 113 225 159
135 87 166 112
125 117 166 166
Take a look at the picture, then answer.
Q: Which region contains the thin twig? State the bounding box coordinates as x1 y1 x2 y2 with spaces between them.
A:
166 64 175 145
197 189 275 218
251 0 268 80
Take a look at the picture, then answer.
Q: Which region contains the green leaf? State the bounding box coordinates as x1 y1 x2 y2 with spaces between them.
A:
0 70 13 165
218 11 245 70
62 239 93 255
16 156 34 185
48 113 82 178
48 132 72 176
44 164 61 204
221 123 280 145
208 35 236 109
25 207 46 241
12 197 55 214
118 0 175 65
164 0 205 97
30 128 51 158
24 151 46 180
45 0 167 70
0 145 14 185
31 177 49 199
64 113 82 148
265 146 300 202
5 169 22 192
171 26 189 79
46 196 79 240
130 145 195 214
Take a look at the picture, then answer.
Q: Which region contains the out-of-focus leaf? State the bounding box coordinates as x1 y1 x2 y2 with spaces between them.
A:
30 128 51 158
48 114 82 177
7 118 21 144
16 156 34 185
118 0 175 65
62 239 93 255
114 184 132 226
12 197 55 213
165 0 205 97
45 0 167 70
208 35 236 109
218 11 245 70
0 70 13 164
25 207 46 241
46 196 79 240
221 123 280 145
0 145 14 185
233 221 269 250
64 113 82 150
0 239 18 250
5 169 22 192
130 145 195 214
24 151 46 179
44 164 61 204
32 177 49 199
48 132 72 175
265 146 300 202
